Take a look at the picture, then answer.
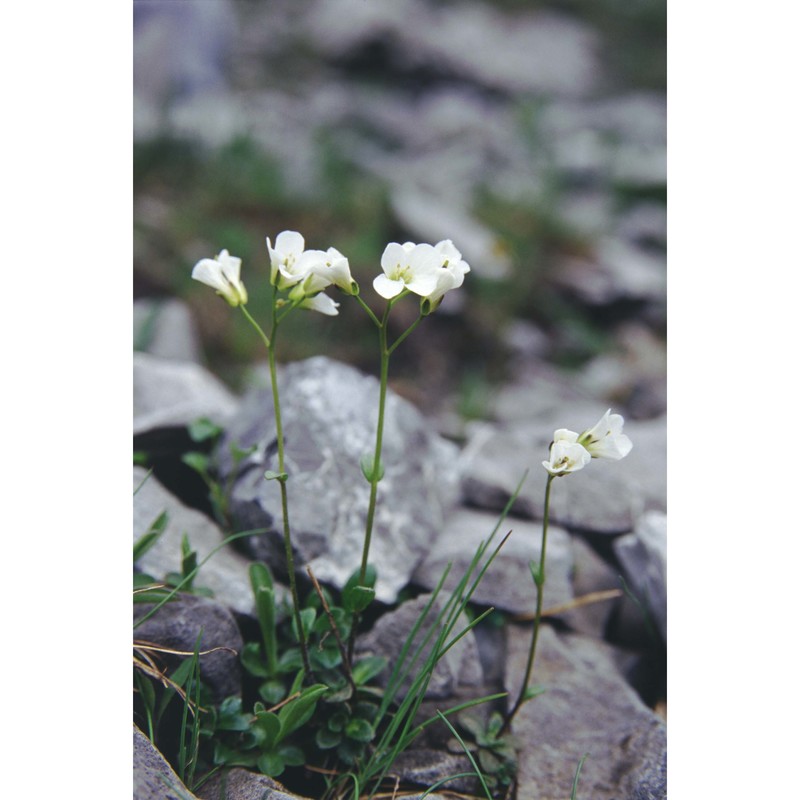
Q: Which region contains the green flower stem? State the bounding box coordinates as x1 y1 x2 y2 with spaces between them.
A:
358 302 391 588
503 473 555 731
240 301 313 680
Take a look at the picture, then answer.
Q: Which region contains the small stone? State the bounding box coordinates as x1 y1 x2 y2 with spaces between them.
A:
196 768 312 800
355 593 483 701
134 724 199 800
412 507 574 615
134 594 243 704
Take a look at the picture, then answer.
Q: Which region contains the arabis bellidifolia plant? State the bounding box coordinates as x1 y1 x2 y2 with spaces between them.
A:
185 238 635 795
503 410 633 730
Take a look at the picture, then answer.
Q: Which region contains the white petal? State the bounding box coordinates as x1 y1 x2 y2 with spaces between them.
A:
380 242 407 276
274 230 305 255
192 259 226 292
373 273 404 298
301 292 340 315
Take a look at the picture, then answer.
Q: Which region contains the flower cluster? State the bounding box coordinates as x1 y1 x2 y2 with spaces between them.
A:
542 409 633 476
192 231 470 316
374 239 470 312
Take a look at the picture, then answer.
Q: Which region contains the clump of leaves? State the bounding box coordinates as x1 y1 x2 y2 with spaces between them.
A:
181 417 256 530
451 710 518 795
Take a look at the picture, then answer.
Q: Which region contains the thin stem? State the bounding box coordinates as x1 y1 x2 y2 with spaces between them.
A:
240 301 313 680
503 473 555 731
358 305 390 587
387 311 424 355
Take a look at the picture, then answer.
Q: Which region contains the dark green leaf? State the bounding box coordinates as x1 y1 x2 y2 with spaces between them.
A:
352 656 387 686
278 744 305 766
252 710 281 750
257 752 285 777
291 608 317 642
342 584 375 613
277 684 328 739
310 645 342 671
241 642 271 678
258 680 286 706
345 717 376 743
315 727 342 749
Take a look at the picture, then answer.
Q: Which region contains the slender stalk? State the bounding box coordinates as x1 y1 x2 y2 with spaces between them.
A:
240 301 313 679
359 303 390 586
503 473 555 730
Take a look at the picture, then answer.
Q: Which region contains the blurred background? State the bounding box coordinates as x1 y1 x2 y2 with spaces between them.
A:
133 0 666 427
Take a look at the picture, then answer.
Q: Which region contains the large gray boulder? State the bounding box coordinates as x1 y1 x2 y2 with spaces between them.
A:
134 466 262 616
134 352 238 436
218 357 461 603
613 510 667 643
506 625 666 799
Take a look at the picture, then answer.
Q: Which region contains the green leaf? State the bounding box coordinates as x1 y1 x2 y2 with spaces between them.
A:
188 417 223 443
342 585 375 613
529 560 543 587
258 680 286 706
250 562 277 676
291 608 317 642
315 727 342 750
257 752 285 777
182 451 210 475
323 683 353 703
277 648 304 673
241 642 271 678
229 441 258 465
359 453 385 483
133 511 169 562
310 645 342 671
216 697 251 732
277 684 328 739
523 683 547 701
264 470 288 482
345 717 376 743
352 656 387 686
252 710 281 750
278 744 305 767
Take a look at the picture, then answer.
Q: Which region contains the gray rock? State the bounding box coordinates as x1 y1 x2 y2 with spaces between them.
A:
304 1 600 98
134 466 264 616
506 625 666 800
219 356 461 603
412 507 574 615
134 352 238 436
134 299 203 364
557 535 623 638
196 768 311 800
387 748 478 796
134 724 199 800
460 413 666 534
355 593 483 701
613 511 667 643
134 594 243 704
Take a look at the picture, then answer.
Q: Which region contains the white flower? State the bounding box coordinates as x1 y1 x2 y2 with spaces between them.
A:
542 435 592 476
267 230 324 290
297 292 340 316
191 249 248 307
422 239 471 310
373 241 442 299
303 247 358 296
577 409 633 460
